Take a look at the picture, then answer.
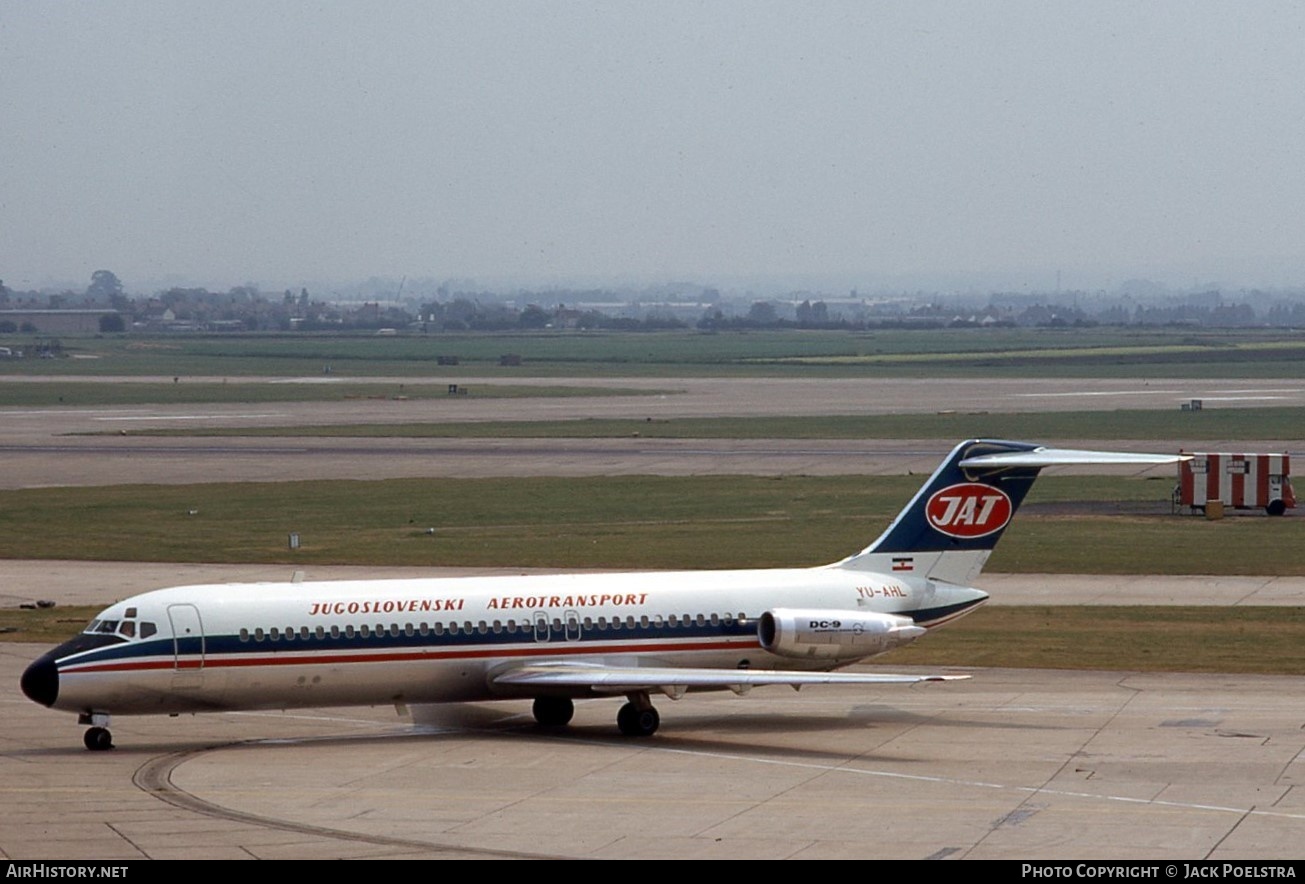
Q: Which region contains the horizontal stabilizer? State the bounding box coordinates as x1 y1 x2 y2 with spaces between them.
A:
959 447 1189 470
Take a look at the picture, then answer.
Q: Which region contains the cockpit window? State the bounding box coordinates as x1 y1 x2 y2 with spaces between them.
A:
118 621 136 638
85 619 101 634
95 620 120 635
140 622 157 639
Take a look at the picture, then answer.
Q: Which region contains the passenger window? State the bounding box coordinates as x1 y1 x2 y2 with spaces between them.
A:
359 625 370 638
300 626 310 640
330 625 340 639
239 628 250 642
270 627 281 640
315 626 325 640
255 627 265 641
345 625 355 638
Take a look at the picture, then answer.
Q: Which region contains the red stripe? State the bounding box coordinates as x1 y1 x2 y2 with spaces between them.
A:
1206 454 1221 504
1258 454 1271 505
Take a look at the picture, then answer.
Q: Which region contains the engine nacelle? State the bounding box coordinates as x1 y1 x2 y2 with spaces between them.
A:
758 609 926 661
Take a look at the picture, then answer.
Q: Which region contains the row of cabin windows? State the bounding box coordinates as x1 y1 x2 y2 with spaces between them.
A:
236 612 749 643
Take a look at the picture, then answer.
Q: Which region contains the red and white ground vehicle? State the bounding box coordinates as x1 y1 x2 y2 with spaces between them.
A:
1177 452 1295 516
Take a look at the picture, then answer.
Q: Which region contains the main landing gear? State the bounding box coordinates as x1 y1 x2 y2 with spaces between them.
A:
530 693 661 737
532 696 575 727
80 713 114 751
616 699 660 737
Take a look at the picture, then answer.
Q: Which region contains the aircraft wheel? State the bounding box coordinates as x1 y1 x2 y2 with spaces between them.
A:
532 696 575 727
83 726 114 751
617 702 659 737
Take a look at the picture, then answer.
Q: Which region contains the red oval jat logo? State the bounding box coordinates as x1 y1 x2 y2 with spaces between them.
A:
925 483 1013 538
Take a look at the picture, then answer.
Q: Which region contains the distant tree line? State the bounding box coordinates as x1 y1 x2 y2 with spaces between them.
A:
7 271 1305 334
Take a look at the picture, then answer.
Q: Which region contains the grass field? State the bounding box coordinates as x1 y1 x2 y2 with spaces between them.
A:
0 474 1295 574
116 406 1305 442
4 327 1305 378
887 606 1305 675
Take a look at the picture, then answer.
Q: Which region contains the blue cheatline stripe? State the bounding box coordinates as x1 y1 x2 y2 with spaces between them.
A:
909 598 987 628
59 619 761 669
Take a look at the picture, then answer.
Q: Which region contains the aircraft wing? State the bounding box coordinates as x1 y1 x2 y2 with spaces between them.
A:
491 661 966 696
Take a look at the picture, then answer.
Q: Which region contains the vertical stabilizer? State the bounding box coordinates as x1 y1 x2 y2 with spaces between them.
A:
832 439 1184 586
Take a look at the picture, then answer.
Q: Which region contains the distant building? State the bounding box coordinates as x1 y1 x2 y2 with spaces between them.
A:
0 310 120 334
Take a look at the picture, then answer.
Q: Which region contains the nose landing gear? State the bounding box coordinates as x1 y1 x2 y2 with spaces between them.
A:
83 727 113 751
79 713 114 751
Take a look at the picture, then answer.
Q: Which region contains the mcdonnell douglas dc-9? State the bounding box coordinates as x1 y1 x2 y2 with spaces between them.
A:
22 439 1183 750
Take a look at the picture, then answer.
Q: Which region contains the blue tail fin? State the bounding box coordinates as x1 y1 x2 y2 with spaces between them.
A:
832 439 1183 586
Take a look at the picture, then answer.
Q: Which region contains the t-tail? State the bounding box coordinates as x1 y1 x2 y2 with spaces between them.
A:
832 439 1186 586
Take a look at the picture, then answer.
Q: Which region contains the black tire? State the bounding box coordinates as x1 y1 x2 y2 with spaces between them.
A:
1267 499 1287 516
616 702 659 737
83 726 113 751
532 696 575 727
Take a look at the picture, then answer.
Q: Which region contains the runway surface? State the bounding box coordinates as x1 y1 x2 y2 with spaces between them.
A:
1 375 1301 488
2 374 1302 859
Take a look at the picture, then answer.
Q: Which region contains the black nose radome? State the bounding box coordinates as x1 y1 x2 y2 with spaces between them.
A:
21 653 58 707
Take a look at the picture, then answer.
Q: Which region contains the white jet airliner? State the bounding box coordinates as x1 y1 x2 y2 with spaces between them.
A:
21 439 1183 750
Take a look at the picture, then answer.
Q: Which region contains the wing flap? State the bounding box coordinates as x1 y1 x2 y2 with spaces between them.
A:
492 661 966 695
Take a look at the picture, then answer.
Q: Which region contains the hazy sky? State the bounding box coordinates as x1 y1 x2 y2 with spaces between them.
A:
4 1 1305 293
